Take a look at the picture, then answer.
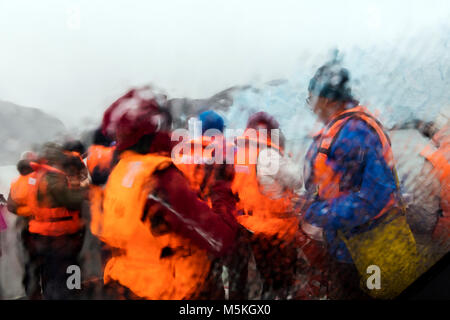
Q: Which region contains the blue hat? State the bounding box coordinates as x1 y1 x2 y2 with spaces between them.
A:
198 110 224 134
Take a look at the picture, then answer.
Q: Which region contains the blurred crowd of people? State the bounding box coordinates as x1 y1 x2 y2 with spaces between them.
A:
0 61 448 300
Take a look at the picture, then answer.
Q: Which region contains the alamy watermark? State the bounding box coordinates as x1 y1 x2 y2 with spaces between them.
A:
66 265 81 290
171 118 281 175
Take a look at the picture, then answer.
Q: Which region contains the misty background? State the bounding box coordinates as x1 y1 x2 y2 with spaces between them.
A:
1 0 449 129
1 0 450 299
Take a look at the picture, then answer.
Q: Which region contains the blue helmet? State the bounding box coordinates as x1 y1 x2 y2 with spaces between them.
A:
198 110 224 135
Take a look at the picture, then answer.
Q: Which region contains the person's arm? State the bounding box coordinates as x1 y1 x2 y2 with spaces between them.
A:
149 164 238 257
305 119 397 231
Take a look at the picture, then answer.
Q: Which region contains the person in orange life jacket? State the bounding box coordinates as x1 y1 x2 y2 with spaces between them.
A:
84 127 118 291
174 110 232 199
88 91 176 298
0 194 7 257
390 116 449 251
302 62 400 299
89 88 174 232
174 110 252 299
19 143 88 299
419 117 450 249
96 88 238 299
231 111 300 299
87 128 116 185
6 152 42 298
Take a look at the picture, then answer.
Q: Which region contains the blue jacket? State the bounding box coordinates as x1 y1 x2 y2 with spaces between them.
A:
304 117 398 263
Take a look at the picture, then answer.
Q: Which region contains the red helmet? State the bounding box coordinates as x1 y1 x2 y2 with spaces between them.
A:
101 86 167 151
246 111 279 131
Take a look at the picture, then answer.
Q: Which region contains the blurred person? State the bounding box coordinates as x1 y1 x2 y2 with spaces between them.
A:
86 128 117 240
88 89 175 298
91 88 239 300
301 62 417 299
82 116 119 300
419 115 450 250
174 110 229 203
174 110 250 299
390 113 449 266
86 128 116 184
231 111 300 299
6 152 39 298
17 143 88 299
7 152 38 219
85 127 117 293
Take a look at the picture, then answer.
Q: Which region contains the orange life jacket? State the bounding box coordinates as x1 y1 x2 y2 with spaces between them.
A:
101 151 211 299
310 106 399 219
86 145 116 237
28 164 82 236
231 131 298 240
9 173 36 217
421 143 450 239
174 136 233 201
86 145 116 177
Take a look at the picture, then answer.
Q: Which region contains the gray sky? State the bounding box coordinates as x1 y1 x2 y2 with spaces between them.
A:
1 0 449 128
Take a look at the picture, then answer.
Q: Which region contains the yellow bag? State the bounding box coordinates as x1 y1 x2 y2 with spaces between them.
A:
339 208 419 299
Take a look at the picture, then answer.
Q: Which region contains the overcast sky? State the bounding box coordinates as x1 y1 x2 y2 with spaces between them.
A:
1 0 449 127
